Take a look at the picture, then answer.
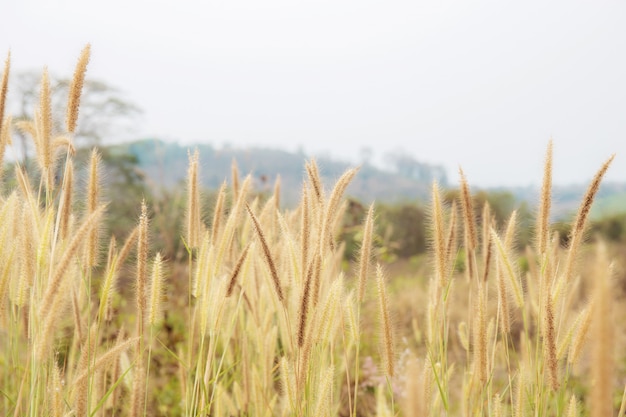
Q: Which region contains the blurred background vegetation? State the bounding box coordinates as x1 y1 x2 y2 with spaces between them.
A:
5 71 626 269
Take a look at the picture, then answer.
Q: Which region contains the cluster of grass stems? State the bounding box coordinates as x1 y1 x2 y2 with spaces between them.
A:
0 48 624 416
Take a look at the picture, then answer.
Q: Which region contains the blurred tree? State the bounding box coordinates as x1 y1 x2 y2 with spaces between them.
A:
376 202 427 258
8 70 141 161
384 149 448 185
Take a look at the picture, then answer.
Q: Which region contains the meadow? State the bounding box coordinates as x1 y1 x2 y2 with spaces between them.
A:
0 47 624 417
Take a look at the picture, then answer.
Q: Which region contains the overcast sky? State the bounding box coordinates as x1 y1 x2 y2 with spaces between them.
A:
2 0 625 186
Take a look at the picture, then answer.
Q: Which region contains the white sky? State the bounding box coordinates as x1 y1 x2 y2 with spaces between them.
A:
2 0 625 186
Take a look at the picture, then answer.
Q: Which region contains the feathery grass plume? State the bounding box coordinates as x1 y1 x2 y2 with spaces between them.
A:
71 285 83 342
58 158 74 240
568 304 593 364
358 203 374 303
73 325 98 417
513 370 525 417
16 202 35 307
445 201 457 265
273 175 281 210
226 242 250 297
85 148 101 268
491 228 524 308
0 51 9 134
496 258 510 335
305 159 323 203
431 182 447 289
313 365 334 417
73 337 138 386
562 155 614 285
98 252 120 324
211 175 250 282
191 230 210 298
504 210 517 252
49 359 65 417
130 362 145 417
537 140 553 255
320 168 358 253
106 235 117 269
280 356 297 409
300 186 310 283
211 181 227 244
458 168 477 249
0 114 11 181
473 280 488 386
482 203 492 283
136 200 149 338
246 203 284 302
376 264 394 377
52 134 75 156
493 393 503 417
38 67 54 193
39 205 104 319
0 247 13 323
66 43 90 133
543 284 559 390
459 168 477 281
481 201 491 252
566 395 578 417
186 149 201 248
297 259 314 348
231 158 240 202
118 225 139 268
310 250 322 307
148 252 165 326
37 271 73 361
590 242 614 417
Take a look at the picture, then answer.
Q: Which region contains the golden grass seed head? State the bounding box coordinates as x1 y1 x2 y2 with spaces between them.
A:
300 185 310 283
231 158 240 202
186 149 201 248
136 200 149 337
431 182 447 290
226 242 251 297
66 44 90 133
376 264 395 377
39 205 105 320
273 175 281 210
305 159 323 204
246 202 284 302
148 252 165 326
85 148 102 268
58 158 74 240
537 140 553 255
543 288 559 390
211 181 227 243
358 203 374 303
458 167 477 251
297 258 314 348
563 155 615 284
320 168 357 253
0 115 11 178
38 68 54 187
0 50 9 134
590 241 614 417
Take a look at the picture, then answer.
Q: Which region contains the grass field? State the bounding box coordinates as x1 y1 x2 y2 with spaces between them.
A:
1 47 625 417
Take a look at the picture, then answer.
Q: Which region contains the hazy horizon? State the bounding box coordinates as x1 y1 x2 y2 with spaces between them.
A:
2 0 625 187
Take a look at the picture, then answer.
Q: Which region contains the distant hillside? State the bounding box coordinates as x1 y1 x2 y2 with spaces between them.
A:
108 139 626 218
117 139 440 206
495 182 626 220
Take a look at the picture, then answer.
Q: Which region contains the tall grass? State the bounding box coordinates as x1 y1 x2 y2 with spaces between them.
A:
0 49 624 416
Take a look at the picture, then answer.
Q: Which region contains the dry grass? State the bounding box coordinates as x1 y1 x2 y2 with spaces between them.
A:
0 49 624 417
